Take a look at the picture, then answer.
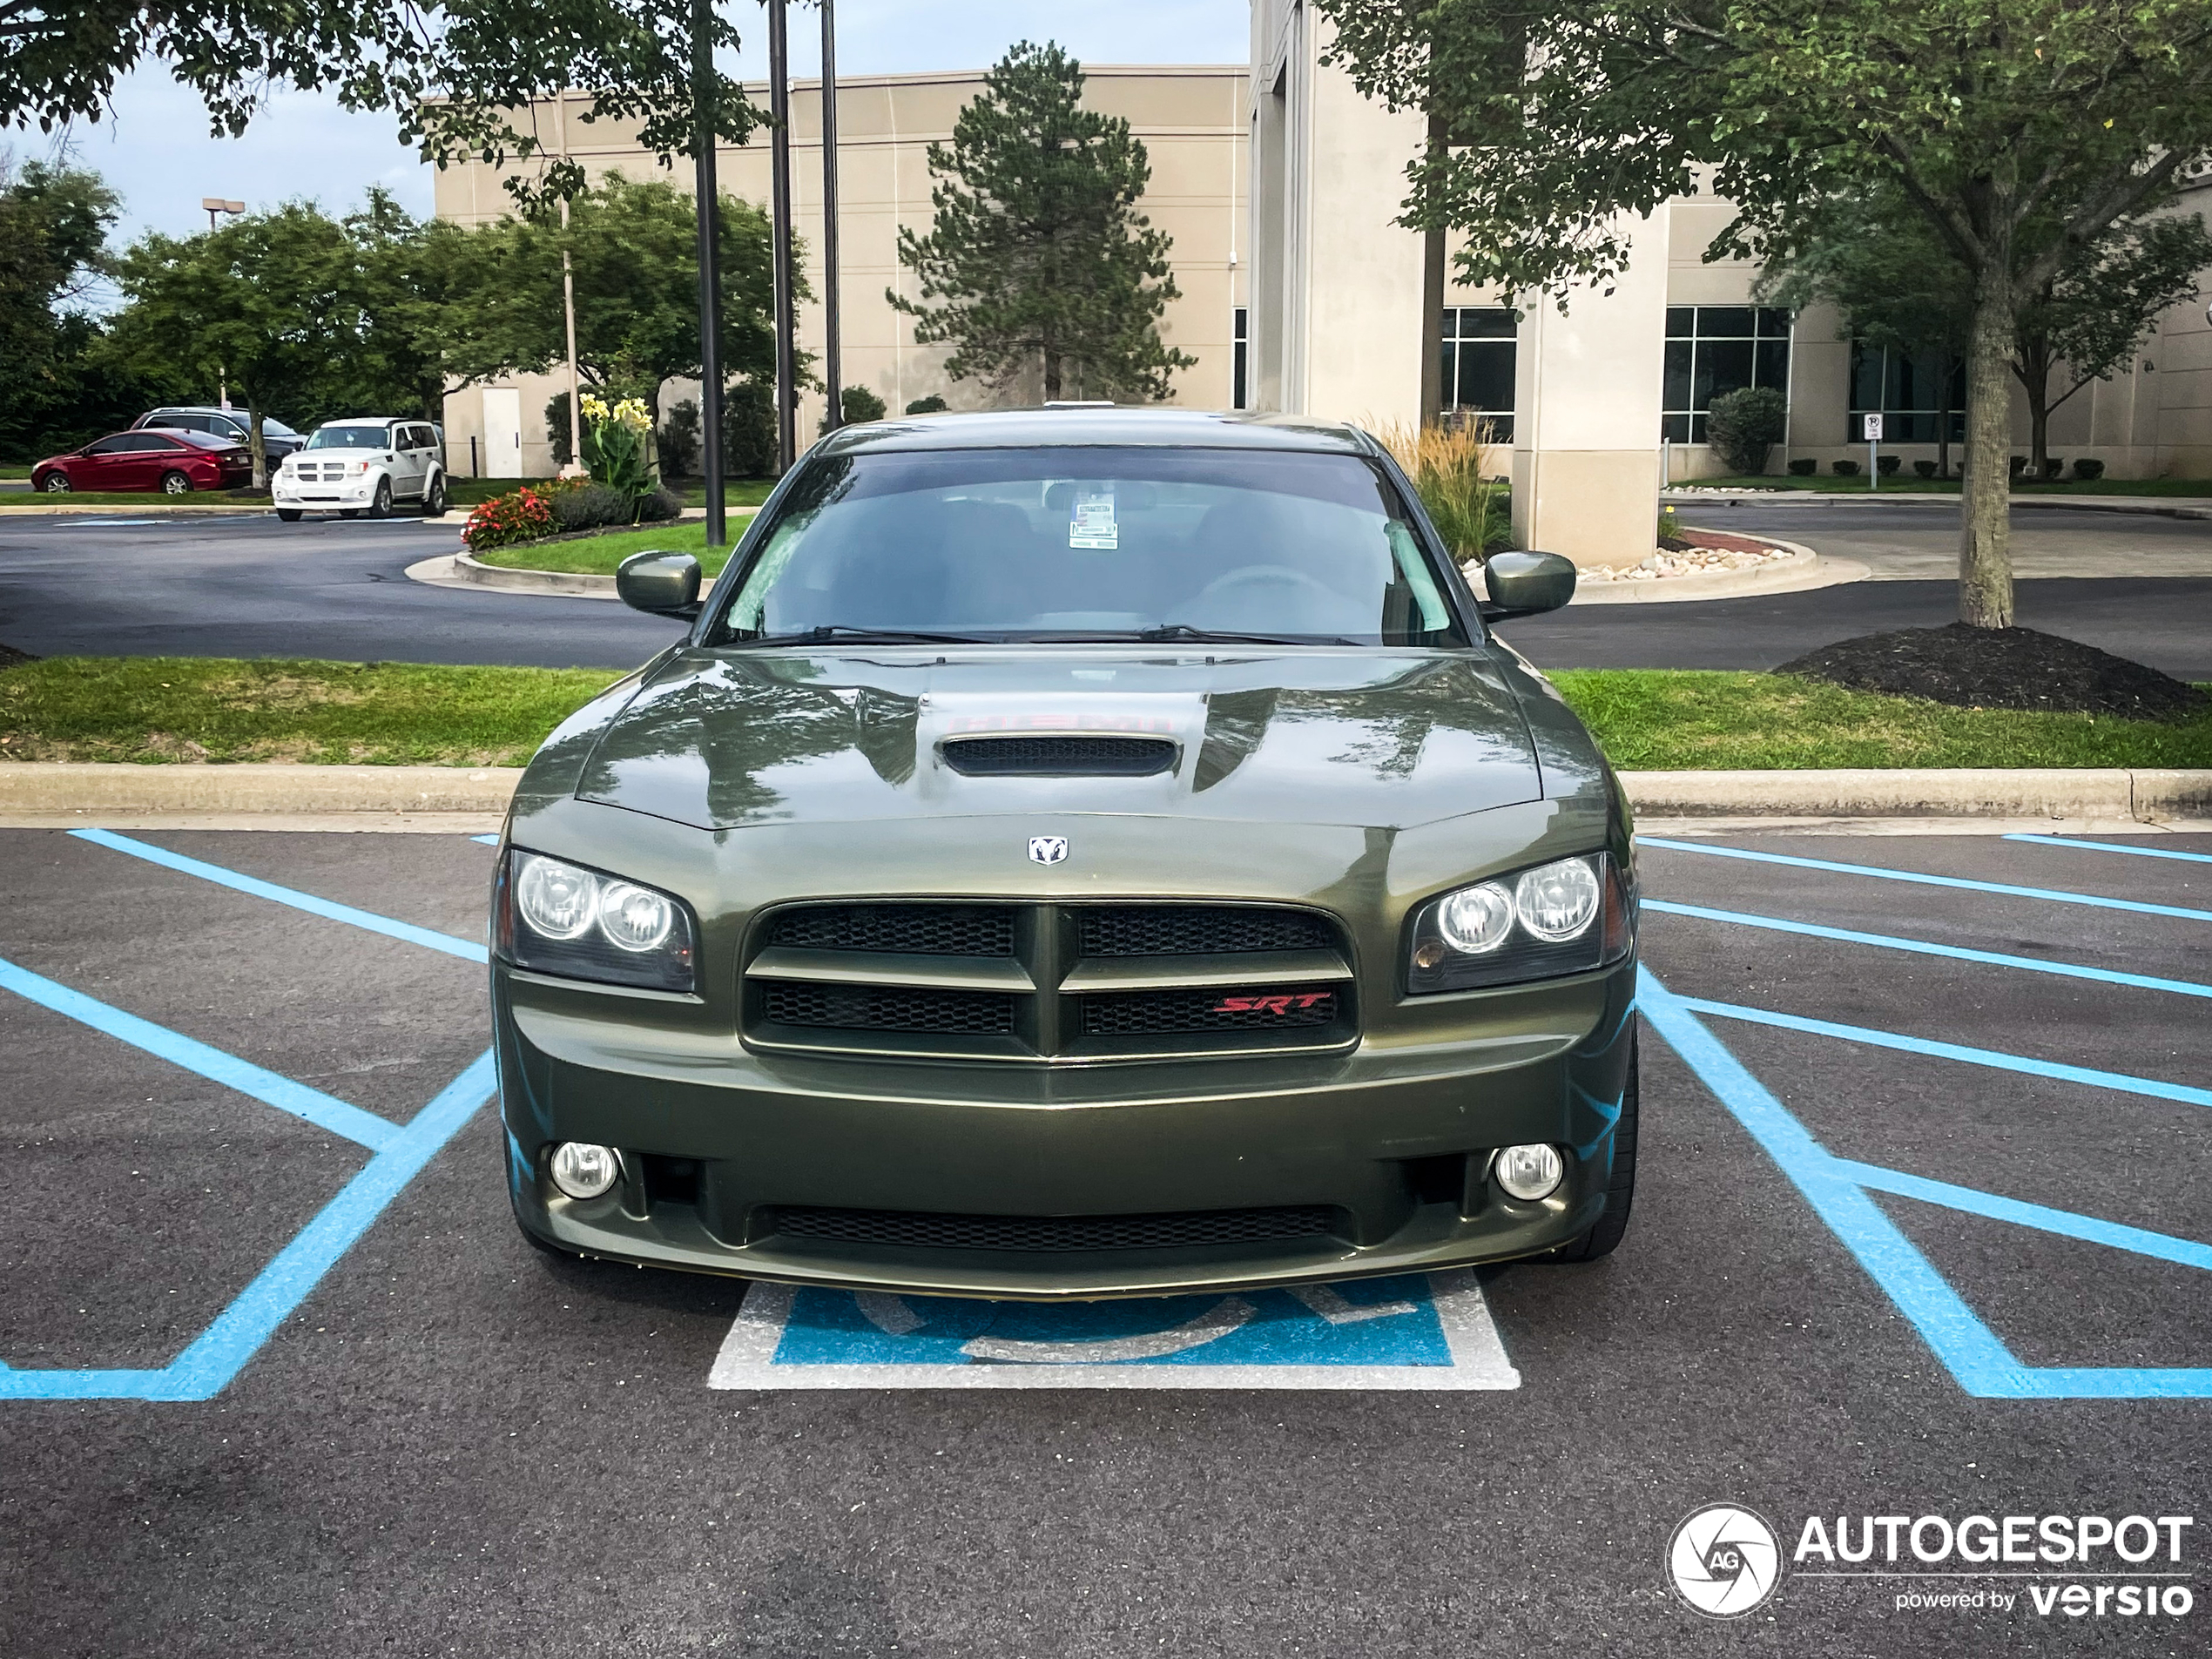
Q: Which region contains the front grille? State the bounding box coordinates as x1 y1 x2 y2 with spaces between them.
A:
747 900 1352 1061
943 735 1176 776
768 902 1015 957
768 1203 1336 1253
760 981 1015 1034
1077 905 1336 957
1083 985 1339 1035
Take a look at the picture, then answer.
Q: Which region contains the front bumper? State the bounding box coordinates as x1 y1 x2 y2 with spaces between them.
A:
495 956 1637 1298
273 475 374 507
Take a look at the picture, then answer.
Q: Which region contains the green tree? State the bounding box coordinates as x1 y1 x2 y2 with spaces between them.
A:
340 187 479 421
449 174 799 422
892 41 1193 402
108 204 357 483
1313 0 2212 629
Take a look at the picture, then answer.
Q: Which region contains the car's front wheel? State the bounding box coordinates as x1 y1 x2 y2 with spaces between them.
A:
275 509 303 523
366 477 393 519
1545 1029 1638 1263
160 471 193 496
37 473 70 493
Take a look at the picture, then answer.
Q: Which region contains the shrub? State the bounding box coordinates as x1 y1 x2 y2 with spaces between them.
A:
578 393 655 499
543 394 575 469
1831 458 1860 476
635 485 682 523
1704 386 1789 475
1876 454 1901 476
1913 460 1938 478
462 485 556 551
2074 457 2107 481
819 386 887 434
2009 454 2028 476
905 394 949 415
1374 419 1511 561
548 482 632 533
658 401 702 478
1656 507 1685 546
2041 457 2066 480
1787 457 1817 476
722 378 779 477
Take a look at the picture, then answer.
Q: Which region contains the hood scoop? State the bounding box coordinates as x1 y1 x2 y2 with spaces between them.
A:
941 733 1178 777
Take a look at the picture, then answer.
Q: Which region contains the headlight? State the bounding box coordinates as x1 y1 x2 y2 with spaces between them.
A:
1406 853 1633 994
497 849 696 992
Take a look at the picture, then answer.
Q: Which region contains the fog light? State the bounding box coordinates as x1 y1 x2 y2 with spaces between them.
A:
1494 1143 1565 1201
550 1141 620 1199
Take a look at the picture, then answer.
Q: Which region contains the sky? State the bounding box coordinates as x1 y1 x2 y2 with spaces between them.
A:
28 0 1251 256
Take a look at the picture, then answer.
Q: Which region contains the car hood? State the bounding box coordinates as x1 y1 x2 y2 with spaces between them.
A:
569 648 1542 832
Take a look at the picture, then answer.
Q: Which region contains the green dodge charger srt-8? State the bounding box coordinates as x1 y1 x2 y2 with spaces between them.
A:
491 408 1639 1298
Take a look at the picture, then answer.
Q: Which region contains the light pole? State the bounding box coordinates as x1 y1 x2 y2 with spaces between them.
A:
819 0 841 431
693 0 727 549
554 94 585 479
200 199 245 409
766 0 798 472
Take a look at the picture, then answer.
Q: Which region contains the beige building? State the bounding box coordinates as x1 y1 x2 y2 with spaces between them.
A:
436 66 1248 480
1249 0 2212 566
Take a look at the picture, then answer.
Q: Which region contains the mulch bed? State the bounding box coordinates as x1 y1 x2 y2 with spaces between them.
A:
1777 624 2209 720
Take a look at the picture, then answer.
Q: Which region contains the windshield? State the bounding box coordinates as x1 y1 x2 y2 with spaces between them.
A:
305 424 391 450
709 447 1465 647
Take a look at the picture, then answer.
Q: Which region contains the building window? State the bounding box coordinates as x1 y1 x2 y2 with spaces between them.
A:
1662 306 1791 442
1232 307 1248 410
1440 307 1515 440
1850 343 1965 443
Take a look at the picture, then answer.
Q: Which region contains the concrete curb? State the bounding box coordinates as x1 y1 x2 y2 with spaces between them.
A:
1662 489 2212 520
0 502 280 516
448 552 621 597
1563 537 1868 606
5 762 2208 827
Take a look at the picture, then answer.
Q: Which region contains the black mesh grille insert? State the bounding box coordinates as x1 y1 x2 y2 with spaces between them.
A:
767 903 1015 957
1076 905 1337 957
768 1204 1335 1252
760 981 1015 1035
1082 985 1339 1035
943 735 1176 776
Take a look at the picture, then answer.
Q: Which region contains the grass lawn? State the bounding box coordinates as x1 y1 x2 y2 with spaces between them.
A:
0 657 626 765
469 518 753 577
3 654 2208 770
1683 473 2212 496
1553 671 2212 770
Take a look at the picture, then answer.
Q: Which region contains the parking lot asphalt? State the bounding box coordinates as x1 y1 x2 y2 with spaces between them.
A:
5 509 2212 676
3 825 2206 1656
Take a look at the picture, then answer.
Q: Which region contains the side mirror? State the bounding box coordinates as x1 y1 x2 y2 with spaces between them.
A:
1480 550 1577 621
617 550 703 618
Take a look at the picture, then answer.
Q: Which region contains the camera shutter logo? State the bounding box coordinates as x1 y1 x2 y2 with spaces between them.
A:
1669 1504 1784 1617
1028 836 1069 866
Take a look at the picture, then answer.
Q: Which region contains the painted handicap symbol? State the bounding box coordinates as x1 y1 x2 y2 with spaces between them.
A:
710 1269 1520 1390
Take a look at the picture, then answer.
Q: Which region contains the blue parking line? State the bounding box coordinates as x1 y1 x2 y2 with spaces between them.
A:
71 828 485 962
1676 995 2212 1112
1833 1160 2212 1273
1639 837 2212 923
0 954 398 1151
0 1050 494 1401
1644 899 2212 1000
2005 833 2212 866
1641 967 2212 1399
470 833 501 846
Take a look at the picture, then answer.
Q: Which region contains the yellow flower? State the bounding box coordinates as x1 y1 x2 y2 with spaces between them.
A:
578 393 610 422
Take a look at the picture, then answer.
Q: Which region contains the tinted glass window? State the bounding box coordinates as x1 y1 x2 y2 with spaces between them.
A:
148 413 207 433
306 425 393 450
711 447 1464 648
84 436 132 455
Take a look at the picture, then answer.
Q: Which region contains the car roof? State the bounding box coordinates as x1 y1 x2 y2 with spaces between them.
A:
812 407 1379 458
318 416 411 426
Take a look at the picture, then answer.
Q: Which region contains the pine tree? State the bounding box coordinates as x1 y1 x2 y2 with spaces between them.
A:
891 41 1195 402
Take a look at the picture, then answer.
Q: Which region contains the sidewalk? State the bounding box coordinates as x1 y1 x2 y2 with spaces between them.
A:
1665 488 2212 519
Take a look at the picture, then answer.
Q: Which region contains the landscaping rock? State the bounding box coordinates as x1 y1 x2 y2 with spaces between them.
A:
1777 624 2209 719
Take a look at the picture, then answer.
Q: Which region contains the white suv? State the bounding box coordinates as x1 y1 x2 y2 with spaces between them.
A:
273 419 448 521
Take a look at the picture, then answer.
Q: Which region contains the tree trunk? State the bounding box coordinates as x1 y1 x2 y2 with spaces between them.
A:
1043 350 1062 401
1959 275 2017 628
247 403 266 490
2027 389 2049 481
1937 351 1952 481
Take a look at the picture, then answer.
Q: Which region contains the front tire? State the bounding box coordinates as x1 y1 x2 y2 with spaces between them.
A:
275 509 303 523
160 471 193 496
366 477 393 519
1546 1030 1638 1263
37 473 71 493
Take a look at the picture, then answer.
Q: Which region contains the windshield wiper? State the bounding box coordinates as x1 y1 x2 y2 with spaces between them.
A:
742 626 999 646
1136 624 1362 647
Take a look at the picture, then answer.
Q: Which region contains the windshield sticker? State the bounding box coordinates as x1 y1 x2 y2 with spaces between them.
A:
1069 489 1117 550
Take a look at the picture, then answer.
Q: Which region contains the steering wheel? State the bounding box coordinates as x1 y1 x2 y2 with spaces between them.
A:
1176 564 1343 626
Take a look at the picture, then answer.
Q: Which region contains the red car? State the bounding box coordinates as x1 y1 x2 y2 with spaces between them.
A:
30 429 255 496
